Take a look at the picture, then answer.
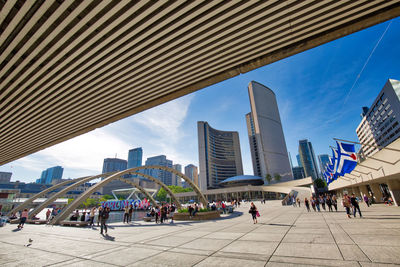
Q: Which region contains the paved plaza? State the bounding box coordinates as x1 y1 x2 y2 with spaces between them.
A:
1 201 400 267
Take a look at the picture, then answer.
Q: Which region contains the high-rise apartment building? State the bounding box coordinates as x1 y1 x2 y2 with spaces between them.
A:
356 79 400 157
318 154 330 175
246 81 292 183
127 147 143 169
172 164 182 186
38 166 63 184
198 121 243 190
298 139 319 180
101 158 128 195
145 155 173 185
0 172 12 183
184 164 199 187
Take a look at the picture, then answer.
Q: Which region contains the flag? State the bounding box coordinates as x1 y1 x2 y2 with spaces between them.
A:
336 141 357 176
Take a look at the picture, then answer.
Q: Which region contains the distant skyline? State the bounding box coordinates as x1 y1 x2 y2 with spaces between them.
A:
1 18 400 183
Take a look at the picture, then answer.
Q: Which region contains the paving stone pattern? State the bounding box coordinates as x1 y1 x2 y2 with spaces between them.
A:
1 201 400 266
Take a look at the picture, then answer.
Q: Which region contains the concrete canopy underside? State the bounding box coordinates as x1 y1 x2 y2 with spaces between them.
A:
1 1 400 165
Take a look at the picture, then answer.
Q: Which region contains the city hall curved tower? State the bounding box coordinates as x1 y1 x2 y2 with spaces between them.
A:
198 122 243 191
246 81 293 183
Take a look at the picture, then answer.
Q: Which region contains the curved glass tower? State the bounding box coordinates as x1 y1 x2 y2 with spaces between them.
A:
198 122 243 190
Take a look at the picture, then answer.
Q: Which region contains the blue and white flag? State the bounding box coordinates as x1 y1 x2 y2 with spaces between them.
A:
336 141 357 176
331 148 339 180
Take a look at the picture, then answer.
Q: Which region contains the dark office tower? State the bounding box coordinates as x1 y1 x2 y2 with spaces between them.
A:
127 147 143 169
298 139 319 180
292 166 305 180
101 158 128 195
246 81 293 183
198 121 243 191
145 155 173 185
296 154 302 167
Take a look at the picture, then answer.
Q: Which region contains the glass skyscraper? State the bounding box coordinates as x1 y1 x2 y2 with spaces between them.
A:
101 158 128 195
38 166 63 184
127 147 143 169
172 164 182 186
298 139 319 180
145 155 173 186
318 154 330 176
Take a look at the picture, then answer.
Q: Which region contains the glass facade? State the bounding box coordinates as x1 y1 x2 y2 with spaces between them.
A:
145 155 173 185
298 139 319 180
318 154 330 176
184 164 198 187
38 166 63 184
127 147 142 169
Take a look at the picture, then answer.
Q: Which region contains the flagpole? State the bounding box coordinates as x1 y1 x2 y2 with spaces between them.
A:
333 138 400 152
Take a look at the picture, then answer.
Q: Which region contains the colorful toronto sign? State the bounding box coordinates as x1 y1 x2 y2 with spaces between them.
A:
101 198 150 211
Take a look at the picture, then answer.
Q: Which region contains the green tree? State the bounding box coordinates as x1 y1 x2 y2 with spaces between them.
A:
314 178 327 189
156 185 194 201
83 198 98 208
99 194 114 202
274 173 281 182
265 173 272 184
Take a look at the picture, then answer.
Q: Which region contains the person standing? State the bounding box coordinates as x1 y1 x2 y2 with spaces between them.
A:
296 198 301 207
169 204 175 224
351 194 362 218
128 204 134 223
249 202 258 224
17 209 29 229
100 207 110 235
332 195 338 211
305 198 311 212
123 205 129 223
342 193 352 219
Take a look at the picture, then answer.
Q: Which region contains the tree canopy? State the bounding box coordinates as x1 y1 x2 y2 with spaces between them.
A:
156 185 193 201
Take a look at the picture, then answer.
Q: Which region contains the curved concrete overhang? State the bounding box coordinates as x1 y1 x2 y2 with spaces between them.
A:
1 1 399 165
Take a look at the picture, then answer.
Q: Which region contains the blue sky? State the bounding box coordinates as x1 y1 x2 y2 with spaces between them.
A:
1 18 400 183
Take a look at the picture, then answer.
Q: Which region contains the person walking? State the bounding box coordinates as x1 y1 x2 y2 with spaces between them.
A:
123 205 129 223
17 209 29 229
99 207 110 235
296 198 301 207
311 197 316 212
305 198 311 212
97 206 103 226
350 194 362 218
155 206 160 224
89 207 96 227
342 193 352 219
320 195 326 211
249 202 258 224
363 194 370 207
326 196 333 212
46 209 51 221
332 195 338 211
315 197 321 212
292 196 297 207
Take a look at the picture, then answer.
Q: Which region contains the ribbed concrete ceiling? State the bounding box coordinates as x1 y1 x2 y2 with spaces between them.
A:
1 0 400 165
